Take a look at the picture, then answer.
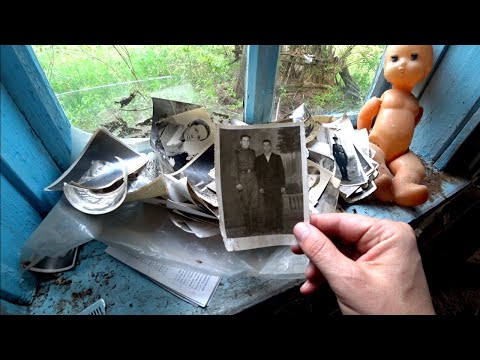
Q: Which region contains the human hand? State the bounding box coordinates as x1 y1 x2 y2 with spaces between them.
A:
236 184 243 191
291 213 435 315
281 187 285 193
259 188 264 194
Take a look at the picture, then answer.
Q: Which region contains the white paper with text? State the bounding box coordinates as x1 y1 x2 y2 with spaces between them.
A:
105 246 221 307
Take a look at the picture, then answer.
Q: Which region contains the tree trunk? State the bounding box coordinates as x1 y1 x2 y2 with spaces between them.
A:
233 45 242 62
234 46 247 100
339 67 362 100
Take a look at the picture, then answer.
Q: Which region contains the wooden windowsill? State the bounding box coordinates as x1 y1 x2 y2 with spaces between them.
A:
27 169 471 315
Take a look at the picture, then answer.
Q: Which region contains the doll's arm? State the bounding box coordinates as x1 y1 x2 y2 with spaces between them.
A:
415 106 423 126
357 97 382 132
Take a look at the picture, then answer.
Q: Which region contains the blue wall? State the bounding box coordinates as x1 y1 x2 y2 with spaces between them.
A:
0 45 71 304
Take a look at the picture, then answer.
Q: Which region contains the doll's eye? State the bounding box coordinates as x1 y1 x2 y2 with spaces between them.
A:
391 55 398 62
411 53 418 60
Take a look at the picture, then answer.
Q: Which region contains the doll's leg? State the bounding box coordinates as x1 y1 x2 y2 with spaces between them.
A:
389 151 428 207
370 143 394 203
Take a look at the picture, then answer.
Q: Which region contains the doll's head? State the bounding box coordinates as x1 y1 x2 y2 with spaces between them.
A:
384 45 433 91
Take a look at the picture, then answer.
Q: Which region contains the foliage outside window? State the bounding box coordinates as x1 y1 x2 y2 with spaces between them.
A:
33 45 384 135
274 45 385 119
33 45 244 135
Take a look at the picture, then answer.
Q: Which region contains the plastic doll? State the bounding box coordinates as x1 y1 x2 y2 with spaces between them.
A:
358 45 433 207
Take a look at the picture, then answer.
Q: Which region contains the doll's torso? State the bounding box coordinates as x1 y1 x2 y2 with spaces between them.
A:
369 88 420 163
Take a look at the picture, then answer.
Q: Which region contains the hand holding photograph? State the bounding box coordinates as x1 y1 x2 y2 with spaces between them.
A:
215 122 309 251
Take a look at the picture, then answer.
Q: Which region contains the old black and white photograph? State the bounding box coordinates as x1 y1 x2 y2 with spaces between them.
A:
170 144 218 208
308 150 336 173
314 176 341 214
307 159 333 211
151 97 201 121
150 107 214 172
215 122 309 251
45 128 147 191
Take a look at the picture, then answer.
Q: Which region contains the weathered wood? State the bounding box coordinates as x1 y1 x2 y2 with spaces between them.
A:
1 84 61 214
27 168 469 315
244 45 280 124
411 45 480 163
343 168 469 224
1 174 39 305
435 108 480 171
0 45 71 170
413 45 449 98
0 299 28 315
28 240 302 315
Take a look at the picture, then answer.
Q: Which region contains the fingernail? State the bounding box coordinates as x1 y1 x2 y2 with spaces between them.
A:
294 222 310 243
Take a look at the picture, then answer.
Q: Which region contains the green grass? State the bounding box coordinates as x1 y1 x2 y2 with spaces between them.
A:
33 45 241 132
33 45 383 132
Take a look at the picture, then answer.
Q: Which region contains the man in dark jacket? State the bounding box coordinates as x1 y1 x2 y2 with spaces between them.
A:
255 139 286 233
231 134 259 235
332 136 350 181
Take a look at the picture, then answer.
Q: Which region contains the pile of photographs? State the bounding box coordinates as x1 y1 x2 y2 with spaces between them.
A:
45 100 377 252
277 104 343 214
45 98 220 239
306 111 379 204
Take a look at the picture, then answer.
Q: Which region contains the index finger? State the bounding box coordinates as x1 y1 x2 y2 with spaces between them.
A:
309 213 384 245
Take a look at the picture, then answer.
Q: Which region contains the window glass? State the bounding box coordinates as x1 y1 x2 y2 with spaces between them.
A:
32 45 245 135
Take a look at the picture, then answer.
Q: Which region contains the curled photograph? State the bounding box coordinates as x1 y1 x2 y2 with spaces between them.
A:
215 122 309 251
150 107 215 172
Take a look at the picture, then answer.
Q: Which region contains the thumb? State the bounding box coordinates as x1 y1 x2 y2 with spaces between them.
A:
293 222 353 282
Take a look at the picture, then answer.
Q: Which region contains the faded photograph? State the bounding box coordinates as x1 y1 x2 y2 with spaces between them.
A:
215 122 309 251
307 159 333 211
330 130 367 185
308 150 336 173
171 144 217 207
314 176 341 214
150 107 214 172
151 97 201 121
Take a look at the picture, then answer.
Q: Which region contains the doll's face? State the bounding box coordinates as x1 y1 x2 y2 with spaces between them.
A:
384 45 433 90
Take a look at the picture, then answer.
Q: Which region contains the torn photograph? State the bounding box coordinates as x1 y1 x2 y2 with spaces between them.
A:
278 103 321 143
307 159 333 211
308 149 336 174
45 128 147 191
150 107 215 172
215 122 309 251
314 176 341 214
125 151 169 202
330 128 367 186
28 247 78 274
151 97 202 121
170 144 218 208
64 156 128 215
